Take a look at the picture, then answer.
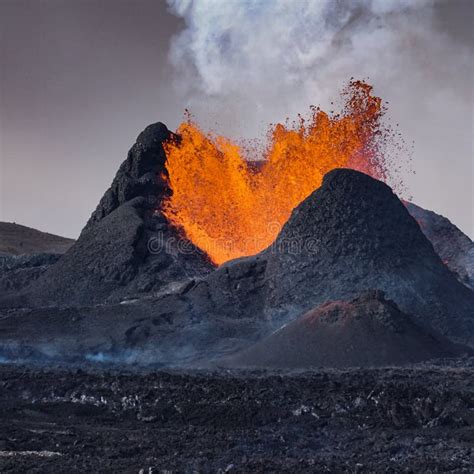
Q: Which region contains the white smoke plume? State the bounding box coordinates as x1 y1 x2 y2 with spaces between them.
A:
166 0 473 235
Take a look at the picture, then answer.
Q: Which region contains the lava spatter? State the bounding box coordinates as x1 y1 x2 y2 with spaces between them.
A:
163 80 401 264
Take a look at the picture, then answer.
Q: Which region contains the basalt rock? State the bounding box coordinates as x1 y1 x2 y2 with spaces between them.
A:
222 290 471 368
84 122 171 229
406 201 474 289
1 364 473 472
0 253 63 295
1 123 213 307
256 168 474 346
0 223 75 296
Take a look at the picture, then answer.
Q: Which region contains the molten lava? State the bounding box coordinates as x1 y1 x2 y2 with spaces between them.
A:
163 80 395 265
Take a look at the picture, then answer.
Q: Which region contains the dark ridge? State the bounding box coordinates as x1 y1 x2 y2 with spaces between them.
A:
406 201 473 289
0 223 74 297
1 122 213 307
260 168 474 345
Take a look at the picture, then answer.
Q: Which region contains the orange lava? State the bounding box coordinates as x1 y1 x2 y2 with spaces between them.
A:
163 80 391 265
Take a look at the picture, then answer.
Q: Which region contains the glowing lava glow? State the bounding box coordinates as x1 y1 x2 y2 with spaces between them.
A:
163 81 396 265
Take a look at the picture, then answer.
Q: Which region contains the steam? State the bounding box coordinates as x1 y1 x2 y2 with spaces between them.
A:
165 0 434 136
166 0 473 235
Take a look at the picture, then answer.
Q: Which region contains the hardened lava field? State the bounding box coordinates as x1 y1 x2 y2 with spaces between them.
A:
0 361 473 472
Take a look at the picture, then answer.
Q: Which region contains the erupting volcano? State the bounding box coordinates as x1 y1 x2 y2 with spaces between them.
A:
163 80 401 264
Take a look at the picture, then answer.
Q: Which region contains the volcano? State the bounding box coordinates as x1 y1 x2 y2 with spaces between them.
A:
222 290 471 369
2 123 213 307
161 80 394 264
256 167 474 345
0 121 473 367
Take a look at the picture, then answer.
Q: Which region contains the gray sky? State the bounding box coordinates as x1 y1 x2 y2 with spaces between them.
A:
0 0 473 239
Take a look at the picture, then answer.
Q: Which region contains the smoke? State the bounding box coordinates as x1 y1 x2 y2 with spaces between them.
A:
0 341 190 368
166 0 473 235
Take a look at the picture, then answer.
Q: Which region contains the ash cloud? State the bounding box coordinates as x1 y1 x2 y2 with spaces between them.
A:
166 0 473 236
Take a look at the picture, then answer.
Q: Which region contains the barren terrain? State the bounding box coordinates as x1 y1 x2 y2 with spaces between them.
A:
0 361 473 472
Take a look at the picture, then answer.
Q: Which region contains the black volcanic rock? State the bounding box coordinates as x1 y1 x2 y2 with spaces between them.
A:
222 290 471 368
1 364 473 472
0 253 63 295
84 122 171 229
0 223 74 295
85 167 473 356
0 162 473 365
258 168 474 345
3 123 213 307
406 201 474 289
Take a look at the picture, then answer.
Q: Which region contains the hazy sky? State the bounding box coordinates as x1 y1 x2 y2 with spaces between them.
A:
0 0 473 239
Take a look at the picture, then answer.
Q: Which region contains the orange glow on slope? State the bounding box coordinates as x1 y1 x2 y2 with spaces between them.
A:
163 81 393 265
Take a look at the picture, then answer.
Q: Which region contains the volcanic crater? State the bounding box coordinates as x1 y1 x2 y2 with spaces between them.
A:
0 116 472 368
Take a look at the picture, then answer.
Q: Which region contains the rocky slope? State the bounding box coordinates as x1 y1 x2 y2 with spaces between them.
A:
0 223 74 297
0 222 74 256
3 123 213 307
223 290 471 368
257 168 474 345
406 201 474 289
0 253 63 295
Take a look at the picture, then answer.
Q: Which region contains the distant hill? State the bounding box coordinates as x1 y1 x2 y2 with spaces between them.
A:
0 222 75 256
406 202 473 289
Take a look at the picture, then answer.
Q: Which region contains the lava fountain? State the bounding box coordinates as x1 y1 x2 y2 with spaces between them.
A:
162 80 401 265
